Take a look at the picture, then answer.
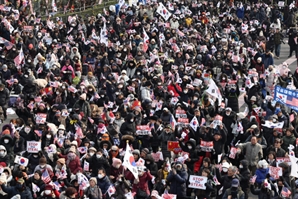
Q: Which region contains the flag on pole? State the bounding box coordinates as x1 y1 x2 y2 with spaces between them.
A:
107 185 116 196
281 187 291 197
122 142 139 180
42 169 51 184
100 22 108 46
32 183 40 193
14 48 24 67
52 0 57 12
205 79 223 104
170 115 177 130
289 155 298 178
14 155 29 166
156 2 172 21
189 117 199 131
75 124 84 138
34 130 42 137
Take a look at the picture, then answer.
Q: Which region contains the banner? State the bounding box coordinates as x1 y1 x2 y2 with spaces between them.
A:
175 110 187 118
200 141 213 152
136 125 151 135
261 121 284 129
27 141 41 153
167 141 182 153
188 175 207 190
276 157 291 165
274 86 298 111
269 166 282 179
177 118 189 125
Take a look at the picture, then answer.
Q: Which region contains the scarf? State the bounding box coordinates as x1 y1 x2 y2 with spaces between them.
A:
162 170 169 179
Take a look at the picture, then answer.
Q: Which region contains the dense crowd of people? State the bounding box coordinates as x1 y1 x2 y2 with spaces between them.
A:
0 0 298 199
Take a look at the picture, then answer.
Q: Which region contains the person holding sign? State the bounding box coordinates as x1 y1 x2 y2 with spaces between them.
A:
166 161 188 199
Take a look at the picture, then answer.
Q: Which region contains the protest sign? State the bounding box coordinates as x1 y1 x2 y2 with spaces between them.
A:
167 141 182 153
276 157 291 165
229 147 238 159
175 110 187 118
177 118 189 125
269 166 283 179
36 113 47 124
24 26 33 31
188 175 207 190
136 125 151 135
200 141 213 152
27 141 41 153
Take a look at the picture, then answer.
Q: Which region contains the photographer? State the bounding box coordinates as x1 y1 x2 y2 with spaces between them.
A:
222 179 245 199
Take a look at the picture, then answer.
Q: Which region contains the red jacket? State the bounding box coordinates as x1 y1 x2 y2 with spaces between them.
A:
59 155 82 174
125 170 153 195
167 84 182 97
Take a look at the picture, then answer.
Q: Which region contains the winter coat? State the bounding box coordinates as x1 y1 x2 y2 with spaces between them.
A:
89 156 110 176
166 169 188 197
0 88 9 106
97 175 112 195
73 100 91 121
239 160 251 190
238 142 263 167
226 88 240 113
1 184 33 199
84 185 102 199
140 86 151 102
255 168 269 185
58 154 82 174
222 187 245 199
125 170 153 196
158 132 176 158
282 134 296 152
120 120 136 136
179 139 199 173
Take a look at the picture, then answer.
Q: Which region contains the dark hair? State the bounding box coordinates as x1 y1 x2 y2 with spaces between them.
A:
202 168 211 176
65 187 77 197
98 168 106 174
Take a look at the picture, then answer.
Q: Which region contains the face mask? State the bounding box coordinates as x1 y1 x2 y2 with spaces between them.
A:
239 165 243 169
130 119 134 122
115 164 121 169
101 95 104 98
89 152 94 156
255 134 260 137
62 86 66 89
33 155 38 158
118 85 123 89
188 146 192 149
146 161 150 165
98 174 104 179
4 139 9 144
56 92 59 95
0 151 4 156
96 154 102 159
183 90 188 93
226 112 230 116
193 97 198 100
222 168 228 172
273 119 277 122
46 135 52 139
89 89 93 92
45 190 51 195
25 127 31 133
